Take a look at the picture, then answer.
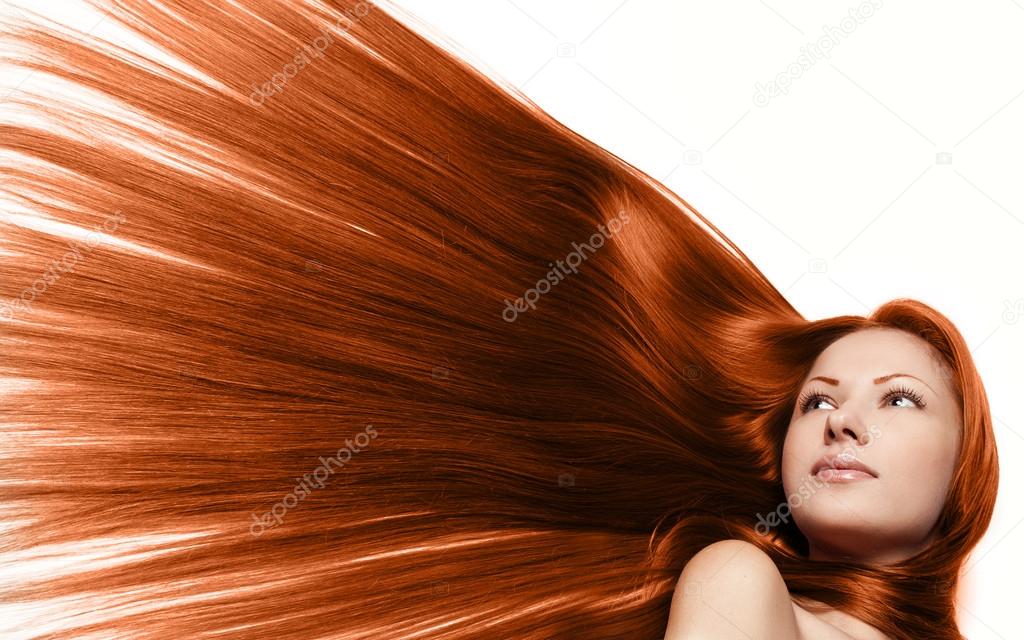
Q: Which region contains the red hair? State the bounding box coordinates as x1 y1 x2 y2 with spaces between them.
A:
0 1 997 638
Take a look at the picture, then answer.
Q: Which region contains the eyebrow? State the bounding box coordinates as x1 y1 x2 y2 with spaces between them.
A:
806 373 936 394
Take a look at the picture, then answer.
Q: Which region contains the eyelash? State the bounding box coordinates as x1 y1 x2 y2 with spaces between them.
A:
797 384 927 414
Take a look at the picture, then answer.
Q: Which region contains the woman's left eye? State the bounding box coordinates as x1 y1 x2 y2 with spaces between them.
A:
882 385 926 409
887 395 915 408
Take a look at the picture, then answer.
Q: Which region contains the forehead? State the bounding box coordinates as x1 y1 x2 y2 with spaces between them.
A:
807 329 942 381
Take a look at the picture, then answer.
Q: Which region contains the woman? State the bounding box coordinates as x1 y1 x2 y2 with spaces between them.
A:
0 1 997 639
665 325 981 639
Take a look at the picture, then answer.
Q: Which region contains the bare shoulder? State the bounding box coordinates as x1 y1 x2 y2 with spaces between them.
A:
663 539 801 640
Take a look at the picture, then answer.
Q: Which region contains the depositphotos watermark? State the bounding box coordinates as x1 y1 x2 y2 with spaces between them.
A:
0 210 126 321
249 2 375 107
753 0 883 108
250 424 378 537
754 424 883 536
501 210 631 323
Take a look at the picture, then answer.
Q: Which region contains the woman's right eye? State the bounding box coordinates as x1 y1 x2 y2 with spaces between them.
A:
799 392 836 413
808 397 835 411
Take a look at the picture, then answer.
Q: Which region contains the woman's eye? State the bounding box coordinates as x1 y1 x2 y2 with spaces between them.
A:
883 386 926 409
801 387 925 414
804 396 835 412
888 394 916 408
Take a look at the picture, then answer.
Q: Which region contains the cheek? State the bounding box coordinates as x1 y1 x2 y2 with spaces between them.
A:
879 430 959 511
780 426 811 493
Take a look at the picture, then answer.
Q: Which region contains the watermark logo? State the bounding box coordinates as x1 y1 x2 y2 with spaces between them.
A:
754 424 882 535
249 2 375 107
753 0 883 108
0 210 126 321
1002 298 1024 324
250 424 378 536
502 210 631 323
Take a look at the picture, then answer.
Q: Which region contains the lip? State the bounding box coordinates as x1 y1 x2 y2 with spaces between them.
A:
814 468 875 482
811 453 878 482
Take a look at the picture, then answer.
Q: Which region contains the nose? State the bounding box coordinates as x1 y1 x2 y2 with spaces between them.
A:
824 409 870 446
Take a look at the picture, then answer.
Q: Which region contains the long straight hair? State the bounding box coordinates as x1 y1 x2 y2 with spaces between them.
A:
0 1 998 638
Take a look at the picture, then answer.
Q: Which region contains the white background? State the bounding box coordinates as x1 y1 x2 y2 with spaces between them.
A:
2 1 1022 638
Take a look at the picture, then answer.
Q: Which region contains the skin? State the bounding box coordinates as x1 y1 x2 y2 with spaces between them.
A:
664 539 891 639
664 328 963 638
782 327 962 564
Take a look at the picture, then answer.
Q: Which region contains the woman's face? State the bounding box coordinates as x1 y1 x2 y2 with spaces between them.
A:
781 328 962 564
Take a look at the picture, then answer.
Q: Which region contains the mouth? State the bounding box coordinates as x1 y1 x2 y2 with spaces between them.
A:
811 454 878 482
